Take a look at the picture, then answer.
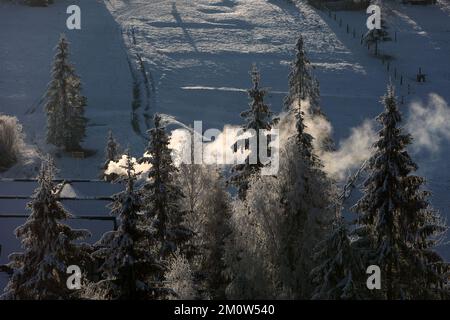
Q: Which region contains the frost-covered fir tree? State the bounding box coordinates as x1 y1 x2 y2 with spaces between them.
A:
1 158 91 300
195 170 232 299
178 159 232 299
224 176 281 299
353 84 448 300
224 109 334 299
45 35 87 152
276 106 334 298
285 35 321 114
310 217 364 300
285 36 333 150
92 152 166 300
229 64 277 200
101 130 121 181
141 114 193 259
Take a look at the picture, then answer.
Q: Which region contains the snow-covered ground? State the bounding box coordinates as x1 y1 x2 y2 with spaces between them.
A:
0 0 138 179
1 0 450 290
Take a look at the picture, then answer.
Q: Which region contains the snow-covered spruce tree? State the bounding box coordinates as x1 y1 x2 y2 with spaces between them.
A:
352 84 448 300
92 152 166 300
45 34 87 152
229 64 277 200
310 217 365 300
1 158 91 300
101 130 121 181
285 35 333 150
285 35 321 114
178 159 232 299
140 114 194 259
275 106 335 299
224 109 334 299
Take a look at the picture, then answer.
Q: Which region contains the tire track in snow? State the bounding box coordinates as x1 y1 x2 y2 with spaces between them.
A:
121 25 157 139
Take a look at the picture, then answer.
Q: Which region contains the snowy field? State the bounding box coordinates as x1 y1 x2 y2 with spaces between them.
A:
0 0 137 179
1 0 450 290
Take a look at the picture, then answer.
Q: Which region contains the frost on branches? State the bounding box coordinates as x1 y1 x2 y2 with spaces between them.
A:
285 35 321 115
91 152 167 300
229 64 278 200
352 84 449 299
178 156 232 299
140 114 194 259
45 34 87 152
164 251 196 300
1 158 91 300
225 110 334 299
310 217 364 300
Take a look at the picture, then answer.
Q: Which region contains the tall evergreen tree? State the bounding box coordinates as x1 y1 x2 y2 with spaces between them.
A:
352 84 448 299
197 171 232 299
285 35 333 150
45 35 87 152
285 35 321 113
276 105 334 298
141 114 193 259
1 158 91 300
92 152 165 299
179 161 232 299
224 107 334 299
229 64 277 200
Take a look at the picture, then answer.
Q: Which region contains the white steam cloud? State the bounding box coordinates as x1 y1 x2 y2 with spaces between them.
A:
106 93 450 182
320 120 376 180
406 93 450 154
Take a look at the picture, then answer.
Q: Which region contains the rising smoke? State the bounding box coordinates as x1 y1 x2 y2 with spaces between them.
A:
106 93 450 182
